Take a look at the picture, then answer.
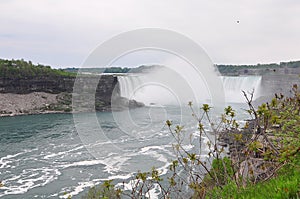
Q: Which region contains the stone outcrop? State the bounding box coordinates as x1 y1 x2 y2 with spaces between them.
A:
0 76 75 94
0 92 60 116
253 74 300 107
261 74 300 97
0 75 144 116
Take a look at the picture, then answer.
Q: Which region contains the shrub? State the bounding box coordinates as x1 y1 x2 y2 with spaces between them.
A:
82 85 300 198
81 180 121 199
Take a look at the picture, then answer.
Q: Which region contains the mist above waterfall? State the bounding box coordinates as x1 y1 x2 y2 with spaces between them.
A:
117 66 211 106
117 66 262 105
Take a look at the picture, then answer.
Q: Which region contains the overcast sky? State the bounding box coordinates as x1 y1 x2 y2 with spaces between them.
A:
0 0 299 68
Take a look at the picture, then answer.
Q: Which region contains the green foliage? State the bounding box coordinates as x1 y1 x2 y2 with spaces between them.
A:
65 61 300 76
84 85 300 198
211 157 234 184
209 85 300 198
209 162 300 199
103 67 130 73
166 120 172 127
0 58 76 78
217 60 300 75
201 104 211 113
217 63 280 74
64 67 130 74
81 180 121 199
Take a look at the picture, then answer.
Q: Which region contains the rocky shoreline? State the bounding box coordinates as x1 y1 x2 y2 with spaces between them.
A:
0 92 72 117
0 92 145 117
218 118 283 183
0 74 145 117
218 120 254 161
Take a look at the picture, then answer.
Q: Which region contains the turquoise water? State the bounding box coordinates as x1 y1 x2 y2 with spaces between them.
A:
0 104 248 198
0 106 196 198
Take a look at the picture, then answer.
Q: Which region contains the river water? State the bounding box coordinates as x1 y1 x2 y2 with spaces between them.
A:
0 103 251 198
0 105 209 198
0 71 262 198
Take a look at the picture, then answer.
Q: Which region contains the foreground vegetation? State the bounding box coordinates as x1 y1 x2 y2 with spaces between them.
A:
82 85 300 198
210 160 300 198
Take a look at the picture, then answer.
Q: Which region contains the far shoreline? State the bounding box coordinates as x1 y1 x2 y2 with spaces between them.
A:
0 110 71 118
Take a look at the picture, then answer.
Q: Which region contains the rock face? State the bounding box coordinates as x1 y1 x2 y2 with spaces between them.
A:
261 74 300 97
0 76 75 94
253 74 300 107
72 75 122 111
0 75 144 115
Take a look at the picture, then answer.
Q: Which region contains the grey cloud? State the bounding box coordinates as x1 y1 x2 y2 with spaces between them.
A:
0 0 299 67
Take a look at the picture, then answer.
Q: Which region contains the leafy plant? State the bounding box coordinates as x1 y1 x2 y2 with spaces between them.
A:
81 180 121 199
82 85 300 198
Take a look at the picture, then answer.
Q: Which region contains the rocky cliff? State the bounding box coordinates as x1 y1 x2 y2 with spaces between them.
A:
0 74 118 102
253 74 300 106
0 76 75 94
0 74 144 116
261 74 300 96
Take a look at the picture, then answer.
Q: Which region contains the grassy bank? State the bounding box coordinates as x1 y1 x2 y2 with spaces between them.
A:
208 155 300 198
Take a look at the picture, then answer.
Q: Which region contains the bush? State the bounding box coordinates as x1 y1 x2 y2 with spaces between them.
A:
81 180 121 199
209 163 300 199
82 85 300 198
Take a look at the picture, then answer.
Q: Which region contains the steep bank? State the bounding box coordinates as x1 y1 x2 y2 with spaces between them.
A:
0 75 145 116
0 75 122 116
0 59 143 116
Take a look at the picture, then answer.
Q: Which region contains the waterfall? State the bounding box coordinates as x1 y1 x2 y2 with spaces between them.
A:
221 76 262 103
117 67 211 106
117 74 184 106
118 75 144 100
118 73 262 105
118 70 262 105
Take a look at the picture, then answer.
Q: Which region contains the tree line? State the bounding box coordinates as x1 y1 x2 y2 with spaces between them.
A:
0 58 75 78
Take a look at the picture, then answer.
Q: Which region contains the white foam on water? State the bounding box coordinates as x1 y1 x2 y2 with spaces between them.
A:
139 145 174 165
59 181 96 199
58 154 131 175
107 173 132 180
102 155 131 174
60 159 106 168
115 177 161 199
140 145 167 153
0 167 60 197
43 145 84 159
148 183 161 199
117 180 161 199
59 173 133 199
49 193 59 197
0 150 30 169
138 145 175 177
182 144 194 151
